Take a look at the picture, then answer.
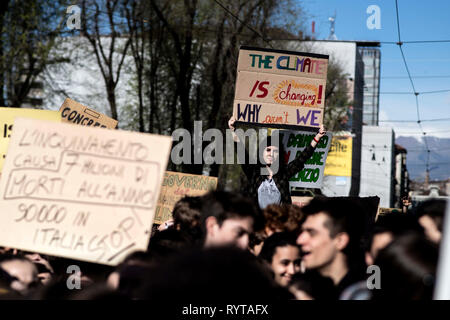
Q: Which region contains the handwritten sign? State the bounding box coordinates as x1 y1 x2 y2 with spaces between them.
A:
280 130 332 188
59 98 118 129
324 136 353 177
233 46 328 130
0 118 172 265
154 171 218 224
0 108 61 173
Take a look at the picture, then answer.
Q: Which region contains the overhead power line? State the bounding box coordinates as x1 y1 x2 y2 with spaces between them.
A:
381 40 450 44
382 75 450 79
379 118 450 123
213 0 273 49
379 89 450 94
394 0 431 172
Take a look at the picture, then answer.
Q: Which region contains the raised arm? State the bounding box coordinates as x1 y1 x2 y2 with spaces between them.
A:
228 116 239 142
228 116 254 179
311 124 327 148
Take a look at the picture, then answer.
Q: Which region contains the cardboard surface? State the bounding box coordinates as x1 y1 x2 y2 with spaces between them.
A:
59 98 118 129
291 196 313 208
154 171 218 224
0 118 172 265
233 100 324 129
235 71 325 108
0 108 61 172
237 48 328 80
233 47 328 129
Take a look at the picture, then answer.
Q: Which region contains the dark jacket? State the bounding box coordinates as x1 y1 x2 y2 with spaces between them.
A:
236 140 316 205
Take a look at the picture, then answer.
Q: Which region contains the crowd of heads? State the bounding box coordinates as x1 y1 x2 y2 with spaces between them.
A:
0 192 446 300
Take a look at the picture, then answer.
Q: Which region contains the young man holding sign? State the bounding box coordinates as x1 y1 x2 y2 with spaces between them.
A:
228 116 326 209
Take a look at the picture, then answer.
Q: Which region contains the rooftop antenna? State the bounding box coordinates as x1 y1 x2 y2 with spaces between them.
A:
327 11 338 40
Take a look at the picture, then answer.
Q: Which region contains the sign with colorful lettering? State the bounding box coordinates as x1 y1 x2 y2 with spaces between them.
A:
154 171 218 224
280 130 333 188
59 98 118 129
0 118 172 265
233 46 328 130
324 136 353 177
0 108 61 173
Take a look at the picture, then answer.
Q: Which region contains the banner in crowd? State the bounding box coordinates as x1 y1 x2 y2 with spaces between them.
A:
291 196 313 208
154 171 218 224
324 135 353 177
0 108 61 173
0 118 172 265
280 130 332 188
233 46 329 130
59 98 118 129
377 207 402 217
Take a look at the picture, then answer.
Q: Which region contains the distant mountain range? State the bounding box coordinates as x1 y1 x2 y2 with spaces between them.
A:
396 136 450 181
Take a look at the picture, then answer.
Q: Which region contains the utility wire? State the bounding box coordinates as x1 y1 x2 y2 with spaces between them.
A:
394 129 450 134
207 0 447 173
379 89 450 94
213 0 273 49
381 40 450 44
382 75 450 79
274 39 450 44
394 0 431 173
379 118 450 123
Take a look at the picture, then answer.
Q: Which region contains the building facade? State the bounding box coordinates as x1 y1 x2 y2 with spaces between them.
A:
359 47 381 126
394 144 410 208
284 40 384 197
359 126 395 208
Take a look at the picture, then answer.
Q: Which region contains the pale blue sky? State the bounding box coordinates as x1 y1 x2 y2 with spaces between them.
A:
300 0 450 139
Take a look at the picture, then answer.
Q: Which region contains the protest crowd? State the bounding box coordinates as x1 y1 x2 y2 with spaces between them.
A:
0 190 445 300
0 45 446 302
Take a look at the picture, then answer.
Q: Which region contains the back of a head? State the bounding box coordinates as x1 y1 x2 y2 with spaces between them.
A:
200 191 263 231
368 213 424 250
147 228 202 261
415 199 447 232
289 270 338 300
259 231 299 263
172 196 202 230
135 246 290 300
374 213 424 235
70 284 128 300
263 204 304 234
372 233 438 300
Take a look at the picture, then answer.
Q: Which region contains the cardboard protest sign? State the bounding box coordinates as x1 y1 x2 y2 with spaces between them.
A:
279 130 332 188
59 98 118 129
0 118 172 265
291 196 313 208
154 171 218 224
377 207 402 216
0 108 61 173
233 46 328 130
324 136 353 177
